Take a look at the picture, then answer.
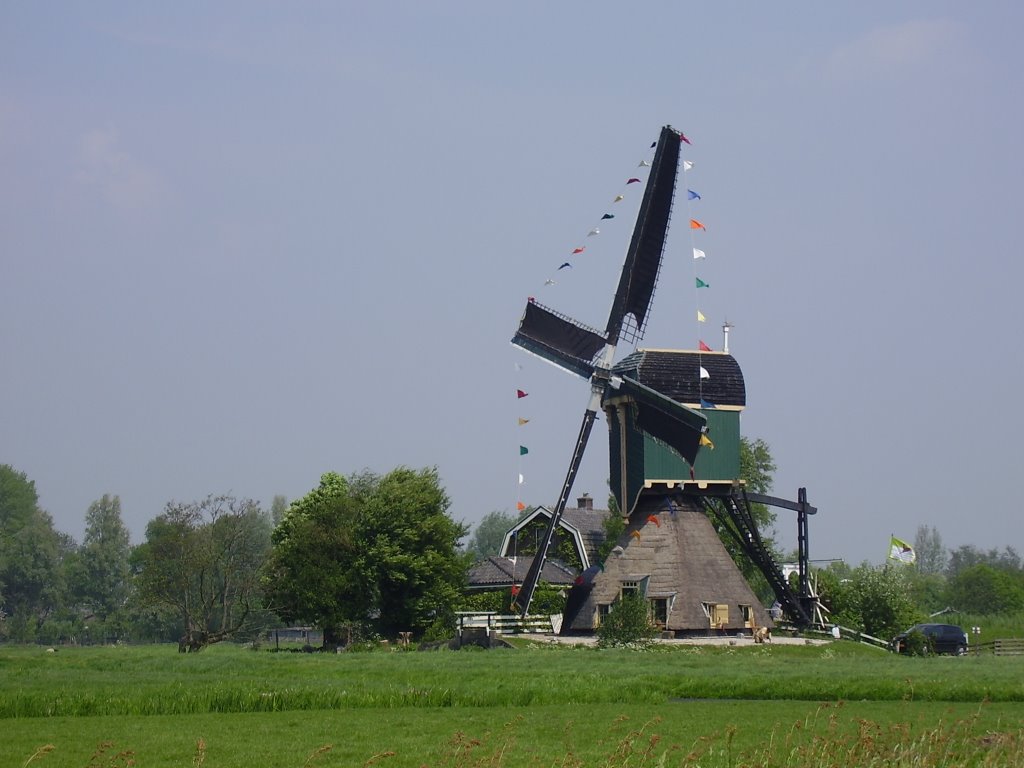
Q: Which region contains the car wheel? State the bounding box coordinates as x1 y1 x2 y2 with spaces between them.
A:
955 645 967 656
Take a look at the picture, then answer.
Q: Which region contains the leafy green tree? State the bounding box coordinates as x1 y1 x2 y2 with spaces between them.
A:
825 564 922 638
270 495 288 527
466 509 521 558
947 564 1024 614
0 466 67 641
947 545 1021 579
74 495 131 627
914 525 947 575
135 495 271 651
266 468 470 644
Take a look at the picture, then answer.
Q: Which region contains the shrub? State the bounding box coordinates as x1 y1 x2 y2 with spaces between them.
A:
596 594 657 648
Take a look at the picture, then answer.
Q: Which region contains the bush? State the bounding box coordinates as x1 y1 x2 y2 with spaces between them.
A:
596 594 657 648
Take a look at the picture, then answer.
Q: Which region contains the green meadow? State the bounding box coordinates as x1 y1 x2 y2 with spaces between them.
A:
3 641 1023 767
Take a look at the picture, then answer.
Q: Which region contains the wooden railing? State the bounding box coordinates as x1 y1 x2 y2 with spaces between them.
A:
455 612 558 635
971 638 1024 656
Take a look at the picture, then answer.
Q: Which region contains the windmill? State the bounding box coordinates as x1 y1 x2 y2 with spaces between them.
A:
510 125 817 633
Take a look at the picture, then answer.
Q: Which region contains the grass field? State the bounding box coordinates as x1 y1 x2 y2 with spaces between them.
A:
3 641 1023 767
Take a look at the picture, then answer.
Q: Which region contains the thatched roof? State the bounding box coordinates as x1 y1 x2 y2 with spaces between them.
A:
466 555 577 589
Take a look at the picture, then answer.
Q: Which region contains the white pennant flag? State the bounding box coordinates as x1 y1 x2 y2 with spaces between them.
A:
693 248 706 260
588 228 600 236
683 160 694 171
518 473 524 484
638 160 650 167
700 366 710 380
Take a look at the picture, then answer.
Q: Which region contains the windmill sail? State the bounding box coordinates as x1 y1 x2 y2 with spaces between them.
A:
510 125 690 617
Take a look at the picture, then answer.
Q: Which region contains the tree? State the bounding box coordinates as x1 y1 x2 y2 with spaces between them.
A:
266 467 470 644
466 510 521 558
135 495 271 652
74 495 131 627
947 564 1024 614
0 466 66 641
914 525 947 575
270 495 288 527
824 563 922 638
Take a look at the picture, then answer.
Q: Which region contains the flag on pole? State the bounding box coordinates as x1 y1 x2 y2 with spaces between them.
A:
700 434 715 449
688 189 701 200
693 248 706 260
518 473 524 484
516 501 526 511
697 310 706 323
518 417 530 426
517 389 528 399
613 194 624 202
519 446 529 455
601 213 615 219
627 177 641 184
699 340 712 352
889 536 916 564
696 277 710 288
683 160 694 171
690 219 706 230
699 366 710 380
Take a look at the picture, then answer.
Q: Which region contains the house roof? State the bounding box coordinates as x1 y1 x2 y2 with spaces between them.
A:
466 555 578 588
614 349 745 408
500 504 611 568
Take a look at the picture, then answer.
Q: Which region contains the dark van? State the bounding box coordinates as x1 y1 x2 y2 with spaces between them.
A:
890 623 968 655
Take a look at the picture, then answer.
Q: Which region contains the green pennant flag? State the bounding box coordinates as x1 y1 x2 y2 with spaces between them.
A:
519 446 528 455
696 277 710 288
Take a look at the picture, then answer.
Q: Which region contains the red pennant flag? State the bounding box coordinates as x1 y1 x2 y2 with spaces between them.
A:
626 177 641 184
510 585 520 596
680 132 691 144
516 501 526 511
572 247 585 254
646 514 660 527
699 340 712 352
517 389 528 399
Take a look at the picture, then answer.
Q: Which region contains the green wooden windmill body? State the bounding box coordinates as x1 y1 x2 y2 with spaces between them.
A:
606 349 745 516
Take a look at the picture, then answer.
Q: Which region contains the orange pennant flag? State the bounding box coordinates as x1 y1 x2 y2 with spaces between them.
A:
690 219 706 231
630 530 641 540
516 502 526 511
646 514 660 527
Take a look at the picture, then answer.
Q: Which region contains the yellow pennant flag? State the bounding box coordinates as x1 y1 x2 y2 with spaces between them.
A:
697 310 706 323
518 418 530 426
700 434 715 449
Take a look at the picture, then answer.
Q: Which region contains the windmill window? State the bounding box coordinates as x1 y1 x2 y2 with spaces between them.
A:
620 580 640 598
649 598 669 627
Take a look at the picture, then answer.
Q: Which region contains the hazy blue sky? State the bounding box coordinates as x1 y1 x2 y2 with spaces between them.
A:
3 2 1022 565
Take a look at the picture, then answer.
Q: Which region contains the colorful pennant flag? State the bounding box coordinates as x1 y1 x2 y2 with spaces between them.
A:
517 389 528 399
693 248 706 260
889 536 916 564
680 132 691 144
683 160 694 171
544 279 555 286
518 417 530 426
688 189 701 200
613 195 624 202
518 473 524 484
601 213 614 219
638 160 650 167
572 247 585 254
627 177 641 184
558 262 572 270
519 446 528 455
699 366 710 380
696 277 710 288
699 340 712 352
700 398 716 409
697 310 706 323
587 228 599 237
516 501 526 511
650 141 656 148
630 530 641 540
690 219 706 230
646 514 661 528
700 434 715 449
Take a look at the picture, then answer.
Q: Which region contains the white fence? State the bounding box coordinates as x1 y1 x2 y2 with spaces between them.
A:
455 612 560 635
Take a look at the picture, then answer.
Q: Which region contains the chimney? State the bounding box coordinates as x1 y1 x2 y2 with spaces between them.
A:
577 493 593 510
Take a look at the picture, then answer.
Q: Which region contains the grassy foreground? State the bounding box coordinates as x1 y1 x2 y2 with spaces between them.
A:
2 641 1023 767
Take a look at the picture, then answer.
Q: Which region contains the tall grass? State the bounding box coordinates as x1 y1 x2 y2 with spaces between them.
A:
2 641 1024 720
